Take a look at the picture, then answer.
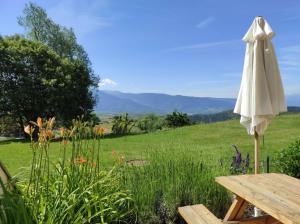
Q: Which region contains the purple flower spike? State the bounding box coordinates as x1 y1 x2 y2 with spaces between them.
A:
245 153 250 167
235 150 242 167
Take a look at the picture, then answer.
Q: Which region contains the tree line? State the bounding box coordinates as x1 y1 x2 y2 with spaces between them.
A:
111 111 191 135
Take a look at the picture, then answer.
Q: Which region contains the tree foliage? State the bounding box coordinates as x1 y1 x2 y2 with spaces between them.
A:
18 2 90 66
137 114 164 133
0 35 95 130
165 111 190 128
275 139 300 179
111 113 135 135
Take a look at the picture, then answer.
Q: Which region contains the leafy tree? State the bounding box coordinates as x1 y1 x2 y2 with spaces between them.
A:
18 2 90 66
111 113 135 135
165 111 190 128
137 114 164 132
0 35 95 133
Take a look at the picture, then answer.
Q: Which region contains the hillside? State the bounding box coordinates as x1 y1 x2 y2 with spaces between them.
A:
190 106 300 124
1 113 300 175
94 90 300 115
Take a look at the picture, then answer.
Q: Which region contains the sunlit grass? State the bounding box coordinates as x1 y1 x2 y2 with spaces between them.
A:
1 114 300 223
1 114 300 176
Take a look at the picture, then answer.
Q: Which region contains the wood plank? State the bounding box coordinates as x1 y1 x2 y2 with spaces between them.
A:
216 174 300 224
224 196 248 221
249 174 300 205
261 173 300 196
224 215 282 224
191 204 222 224
179 206 207 224
178 204 222 224
228 175 300 220
0 160 11 195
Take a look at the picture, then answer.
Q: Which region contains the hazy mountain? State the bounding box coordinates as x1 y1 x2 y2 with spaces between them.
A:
95 90 236 114
95 90 300 115
286 94 300 107
93 91 162 114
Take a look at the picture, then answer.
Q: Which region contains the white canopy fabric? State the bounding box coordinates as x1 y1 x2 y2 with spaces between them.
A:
234 17 287 136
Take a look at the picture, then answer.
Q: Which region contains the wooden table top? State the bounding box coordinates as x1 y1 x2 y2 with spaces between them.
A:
216 173 300 224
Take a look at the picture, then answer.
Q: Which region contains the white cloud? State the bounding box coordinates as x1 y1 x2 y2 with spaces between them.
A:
196 16 215 29
168 39 239 52
98 78 117 88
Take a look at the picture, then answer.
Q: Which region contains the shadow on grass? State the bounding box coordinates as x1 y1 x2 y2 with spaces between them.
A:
0 138 29 145
103 132 145 139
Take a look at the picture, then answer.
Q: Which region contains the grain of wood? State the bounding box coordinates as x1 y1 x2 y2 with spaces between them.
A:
178 204 222 224
216 173 300 224
224 196 248 221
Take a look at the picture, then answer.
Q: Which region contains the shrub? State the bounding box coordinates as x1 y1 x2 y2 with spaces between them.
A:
0 116 20 137
137 114 164 133
165 111 190 128
112 113 135 135
275 139 300 178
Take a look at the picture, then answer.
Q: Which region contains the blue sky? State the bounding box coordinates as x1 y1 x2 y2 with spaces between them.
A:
1 0 300 97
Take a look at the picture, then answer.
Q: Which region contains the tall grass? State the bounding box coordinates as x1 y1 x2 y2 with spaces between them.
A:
1 118 136 224
0 179 33 224
121 148 232 224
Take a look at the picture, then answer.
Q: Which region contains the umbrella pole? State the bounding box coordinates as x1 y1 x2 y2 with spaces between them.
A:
254 130 262 217
254 130 260 174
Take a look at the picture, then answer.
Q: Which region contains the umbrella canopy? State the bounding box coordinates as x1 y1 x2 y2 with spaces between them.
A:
234 16 287 136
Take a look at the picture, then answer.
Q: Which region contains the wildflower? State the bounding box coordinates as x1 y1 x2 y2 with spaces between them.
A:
24 125 34 135
37 117 43 129
59 127 66 137
48 117 55 129
112 149 117 158
94 125 105 136
69 126 77 137
245 153 250 168
119 155 125 164
78 157 87 164
47 130 54 138
62 140 68 145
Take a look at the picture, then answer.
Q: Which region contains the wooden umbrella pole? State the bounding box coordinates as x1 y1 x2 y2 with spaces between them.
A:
254 130 260 174
254 130 262 216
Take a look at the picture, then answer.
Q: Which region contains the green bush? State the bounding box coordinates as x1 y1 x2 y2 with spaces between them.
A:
165 111 190 128
112 113 135 135
275 139 300 178
0 116 20 137
137 114 164 133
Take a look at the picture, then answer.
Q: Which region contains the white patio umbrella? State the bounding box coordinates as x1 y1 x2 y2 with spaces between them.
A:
234 16 287 174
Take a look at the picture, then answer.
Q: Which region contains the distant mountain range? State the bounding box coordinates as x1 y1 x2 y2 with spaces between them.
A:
94 90 300 115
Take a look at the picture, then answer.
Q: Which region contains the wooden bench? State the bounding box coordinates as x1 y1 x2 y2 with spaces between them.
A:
0 160 11 195
178 204 223 224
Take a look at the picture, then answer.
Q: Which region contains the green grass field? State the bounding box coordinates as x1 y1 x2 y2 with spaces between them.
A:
1 114 300 176
1 114 299 223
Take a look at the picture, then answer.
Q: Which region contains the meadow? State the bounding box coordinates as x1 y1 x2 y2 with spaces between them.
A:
1 114 300 223
1 114 300 174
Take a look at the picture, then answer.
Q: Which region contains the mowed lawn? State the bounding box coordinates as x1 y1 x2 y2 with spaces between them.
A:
1 114 300 176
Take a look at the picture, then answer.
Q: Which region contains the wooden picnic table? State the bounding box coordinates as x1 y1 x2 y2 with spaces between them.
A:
216 173 300 224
